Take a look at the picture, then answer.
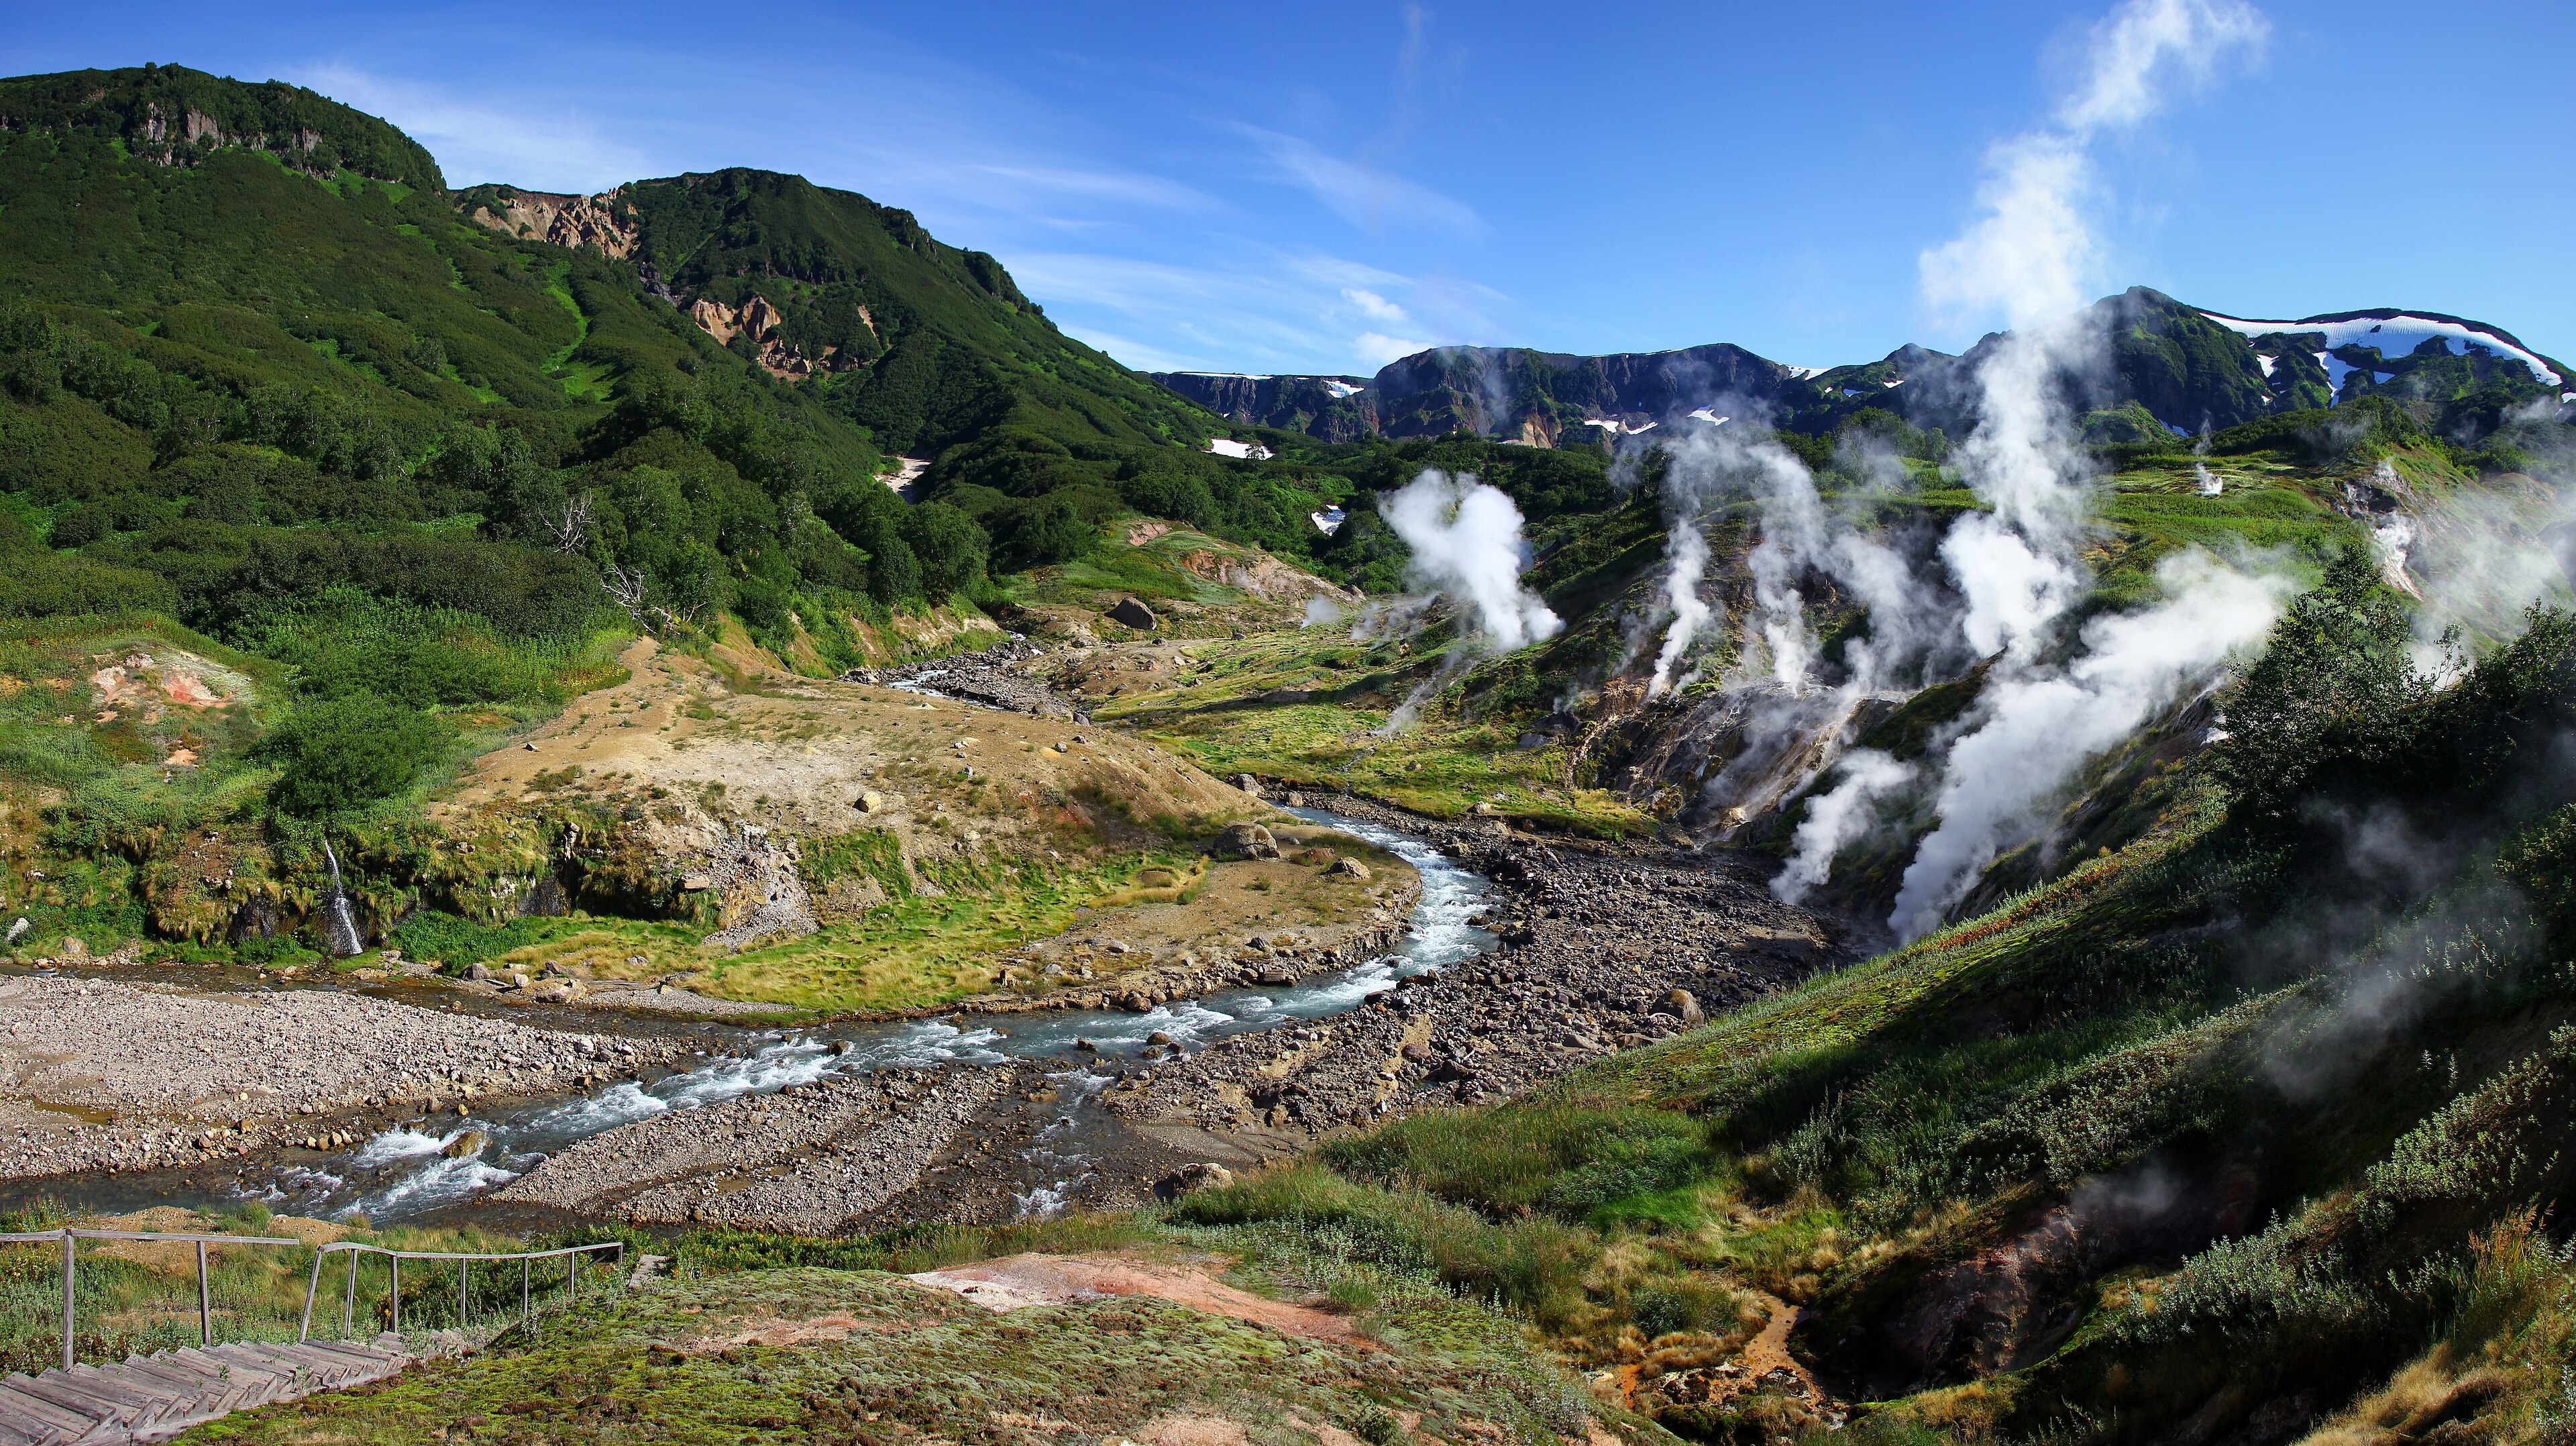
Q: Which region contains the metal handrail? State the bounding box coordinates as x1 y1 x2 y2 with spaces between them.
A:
0 1227 303 1370
0 1227 627 1372
298 1241 625 1343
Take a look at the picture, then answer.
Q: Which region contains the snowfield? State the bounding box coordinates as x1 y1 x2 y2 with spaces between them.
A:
2202 310 2563 389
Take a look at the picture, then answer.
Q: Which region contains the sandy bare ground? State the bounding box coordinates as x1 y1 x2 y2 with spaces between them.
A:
907 1251 1356 1341
0 975 686 1178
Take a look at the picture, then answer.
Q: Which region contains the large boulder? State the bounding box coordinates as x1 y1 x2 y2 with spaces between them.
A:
1155 1162 1235 1198
1218 823 1281 860
1107 597 1159 631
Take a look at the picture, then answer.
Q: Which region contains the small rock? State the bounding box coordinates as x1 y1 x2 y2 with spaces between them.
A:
464 962 491 981
856 791 888 813
1285 790 1305 807
441 1130 488 1159
1106 597 1159 631
1146 1030 1173 1045
1666 988 1705 1025
1234 773 1263 798
1325 857 1372 881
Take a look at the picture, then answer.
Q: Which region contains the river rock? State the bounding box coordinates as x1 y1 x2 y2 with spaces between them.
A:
441 1130 488 1159
1234 773 1263 798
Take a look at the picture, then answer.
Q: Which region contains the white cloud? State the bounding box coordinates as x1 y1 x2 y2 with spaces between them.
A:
290 64 649 191
965 163 1210 211
1342 287 1411 323
1354 331 1432 368
1239 126 1485 238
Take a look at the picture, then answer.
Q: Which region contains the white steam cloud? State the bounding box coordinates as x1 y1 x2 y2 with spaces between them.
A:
1382 470 1562 651
1858 0 2273 938
1366 468 1562 732
1887 552 2291 936
1648 522 1713 696
1774 749 1916 905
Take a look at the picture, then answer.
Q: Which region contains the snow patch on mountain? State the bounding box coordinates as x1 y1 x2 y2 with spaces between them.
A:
2202 311 2563 389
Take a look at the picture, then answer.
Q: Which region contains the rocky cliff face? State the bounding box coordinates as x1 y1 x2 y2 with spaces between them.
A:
462 186 639 259
1153 289 2572 449
1150 372 1379 442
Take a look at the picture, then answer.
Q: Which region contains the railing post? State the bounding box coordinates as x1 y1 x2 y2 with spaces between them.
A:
521 1257 531 1323
59 1231 74 1372
300 1247 324 1344
460 1258 469 1329
390 1254 400 1335
343 1250 358 1339
198 1240 212 1345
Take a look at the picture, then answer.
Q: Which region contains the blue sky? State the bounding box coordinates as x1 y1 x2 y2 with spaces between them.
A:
5 1 2569 377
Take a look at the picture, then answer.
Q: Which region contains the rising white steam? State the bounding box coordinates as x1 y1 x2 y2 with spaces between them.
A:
1381 470 1562 650
1773 749 1916 905
1870 0 2271 934
1648 523 1713 696
1887 552 2291 937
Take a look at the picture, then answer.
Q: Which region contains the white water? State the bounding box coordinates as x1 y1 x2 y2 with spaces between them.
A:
320 840 366 958
292 807 1493 1223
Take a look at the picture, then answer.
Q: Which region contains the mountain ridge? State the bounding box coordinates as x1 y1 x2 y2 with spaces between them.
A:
1159 289 2572 448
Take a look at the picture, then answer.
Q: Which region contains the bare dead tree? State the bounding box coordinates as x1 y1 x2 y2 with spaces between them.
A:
542 491 595 554
603 561 650 623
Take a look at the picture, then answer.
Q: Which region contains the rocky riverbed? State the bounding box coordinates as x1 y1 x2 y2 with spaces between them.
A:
497 1065 1021 1232
0 976 692 1179
1030 797 1838 1169
844 639 1072 717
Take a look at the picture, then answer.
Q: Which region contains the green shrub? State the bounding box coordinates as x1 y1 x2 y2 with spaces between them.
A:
259 692 450 816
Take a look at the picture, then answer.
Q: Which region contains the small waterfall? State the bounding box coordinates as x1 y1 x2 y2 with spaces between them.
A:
320 838 366 957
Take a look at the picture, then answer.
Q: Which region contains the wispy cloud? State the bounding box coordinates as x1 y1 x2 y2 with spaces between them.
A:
964 162 1210 211
1239 125 1485 238
290 63 650 191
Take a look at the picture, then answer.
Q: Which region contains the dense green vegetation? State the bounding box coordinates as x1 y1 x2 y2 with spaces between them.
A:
1163 550 2576 1443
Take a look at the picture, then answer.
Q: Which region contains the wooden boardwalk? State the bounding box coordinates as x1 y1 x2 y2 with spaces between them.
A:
0 1336 407 1444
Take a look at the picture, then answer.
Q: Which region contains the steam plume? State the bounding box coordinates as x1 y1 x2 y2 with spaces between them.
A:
1887 552 2290 937
1874 0 2271 937
1774 749 1916 905
1382 469 1561 650
1648 522 1713 696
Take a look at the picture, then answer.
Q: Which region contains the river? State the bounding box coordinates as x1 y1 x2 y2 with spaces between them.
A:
287 806 1494 1223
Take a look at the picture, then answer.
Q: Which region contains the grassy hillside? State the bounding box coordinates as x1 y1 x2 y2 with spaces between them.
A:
1169 570 2576 1444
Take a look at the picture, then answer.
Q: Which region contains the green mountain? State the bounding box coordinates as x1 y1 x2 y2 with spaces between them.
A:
0 65 1364 667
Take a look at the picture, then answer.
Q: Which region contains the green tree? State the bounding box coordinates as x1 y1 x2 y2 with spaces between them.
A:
2214 546 2428 819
